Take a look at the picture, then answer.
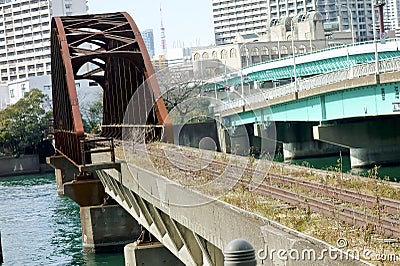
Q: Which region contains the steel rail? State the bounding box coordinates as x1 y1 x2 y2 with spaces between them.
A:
141 146 400 238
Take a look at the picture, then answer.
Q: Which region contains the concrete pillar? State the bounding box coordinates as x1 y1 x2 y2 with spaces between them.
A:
80 204 142 253
55 168 64 195
47 155 79 195
124 242 184 266
64 179 106 207
313 116 400 168
350 145 400 168
216 119 227 153
230 125 250 155
283 141 347 161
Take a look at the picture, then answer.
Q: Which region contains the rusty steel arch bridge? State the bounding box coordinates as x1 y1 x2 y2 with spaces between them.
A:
51 12 172 166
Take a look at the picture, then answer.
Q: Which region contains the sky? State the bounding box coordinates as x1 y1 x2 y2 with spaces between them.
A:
87 0 215 55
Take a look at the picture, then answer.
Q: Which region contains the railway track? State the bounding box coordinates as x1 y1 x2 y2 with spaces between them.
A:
127 144 400 238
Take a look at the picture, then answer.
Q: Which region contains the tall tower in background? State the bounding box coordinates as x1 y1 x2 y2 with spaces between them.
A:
142 29 155 59
160 4 167 57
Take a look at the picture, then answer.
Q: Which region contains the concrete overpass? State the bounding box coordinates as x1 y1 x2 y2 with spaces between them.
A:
214 53 400 168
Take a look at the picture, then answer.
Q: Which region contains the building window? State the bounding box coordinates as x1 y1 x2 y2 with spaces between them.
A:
230 48 237 58
10 89 14 98
221 49 228 59
281 46 289 55
43 85 51 90
251 47 259 56
21 84 26 96
89 82 98 87
299 44 307 54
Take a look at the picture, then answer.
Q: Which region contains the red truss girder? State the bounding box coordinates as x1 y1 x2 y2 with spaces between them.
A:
51 12 171 165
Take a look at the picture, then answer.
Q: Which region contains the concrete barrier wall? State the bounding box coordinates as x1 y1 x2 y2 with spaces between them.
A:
173 121 221 151
0 154 40 177
95 158 371 266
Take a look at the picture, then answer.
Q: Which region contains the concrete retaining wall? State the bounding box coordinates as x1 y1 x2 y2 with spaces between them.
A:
0 154 40 177
173 121 221 151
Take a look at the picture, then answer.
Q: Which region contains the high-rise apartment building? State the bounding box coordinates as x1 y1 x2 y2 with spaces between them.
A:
211 0 269 45
51 0 88 17
142 29 155 59
314 0 374 42
211 0 378 44
382 0 400 37
0 0 87 84
0 0 88 108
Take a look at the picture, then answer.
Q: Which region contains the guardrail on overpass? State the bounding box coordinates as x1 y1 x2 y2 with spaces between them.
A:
215 56 400 113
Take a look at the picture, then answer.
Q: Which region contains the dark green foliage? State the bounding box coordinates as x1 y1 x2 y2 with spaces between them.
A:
82 99 103 134
0 89 51 156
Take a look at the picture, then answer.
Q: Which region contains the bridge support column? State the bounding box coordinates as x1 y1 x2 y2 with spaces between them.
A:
124 242 184 266
350 145 400 168
271 122 346 161
283 141 346 161
80 204 142 253
313 116 400 168
46 156 79 195
217 123 227 153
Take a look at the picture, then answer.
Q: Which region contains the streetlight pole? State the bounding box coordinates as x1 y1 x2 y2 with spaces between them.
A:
213 69 218 99
316 0 355 45
291 18 298 92
371 0 379 74
270 30 281 59
306 32 312 52
277 37 281 59
339 4 355 44
239 40 257 97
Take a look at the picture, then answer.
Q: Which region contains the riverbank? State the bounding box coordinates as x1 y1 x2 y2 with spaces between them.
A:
0 154 53 178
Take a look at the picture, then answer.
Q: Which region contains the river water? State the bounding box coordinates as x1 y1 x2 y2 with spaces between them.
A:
0 173 124 265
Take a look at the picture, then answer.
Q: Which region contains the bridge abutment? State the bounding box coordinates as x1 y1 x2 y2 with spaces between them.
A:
283 141 346 161
80 204 142 253
275 122 346 161
47 156 79 195
124 242 185 266
314 116 400 168
350 145 400 168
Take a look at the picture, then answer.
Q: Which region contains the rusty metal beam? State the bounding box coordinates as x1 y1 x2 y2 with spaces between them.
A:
51 12 173 165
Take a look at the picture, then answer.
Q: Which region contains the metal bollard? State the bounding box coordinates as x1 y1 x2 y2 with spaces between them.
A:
224 239 256 266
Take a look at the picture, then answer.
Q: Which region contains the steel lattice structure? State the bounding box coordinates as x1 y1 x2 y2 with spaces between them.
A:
51 13 171 165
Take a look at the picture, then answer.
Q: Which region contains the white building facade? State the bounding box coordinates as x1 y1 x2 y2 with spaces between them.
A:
211 0 269 45
0 0 52 83
0 0 88 109
211 0 380 44
382 0 400 37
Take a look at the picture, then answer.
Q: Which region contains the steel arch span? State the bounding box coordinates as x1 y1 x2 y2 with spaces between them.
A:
51 12 171 165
